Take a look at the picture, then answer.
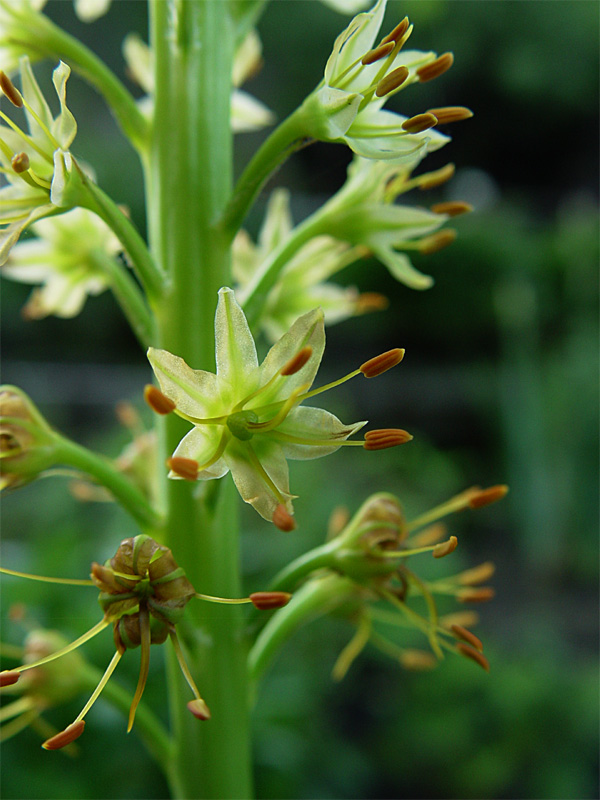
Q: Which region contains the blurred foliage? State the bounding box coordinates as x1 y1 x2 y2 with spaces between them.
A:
1 1 598 799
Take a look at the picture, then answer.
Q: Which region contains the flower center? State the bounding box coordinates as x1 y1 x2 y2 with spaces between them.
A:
226 409 258 441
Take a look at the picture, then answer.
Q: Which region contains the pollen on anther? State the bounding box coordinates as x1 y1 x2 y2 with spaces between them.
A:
364 429 413 450
187 698 211 720
456 643 490 672
280 346 313 376
42 720 86 750
0 670 20 687
451 624 484 652
360 348 405 378
427 106 473 125
361 41 395 66
468 485 509 509
0 71 23 107
375 66 409 97
11 152 30 174
401 113 438 134
250 591 292 610
430 201 473 218
144 384 176 415
379 17 410 46
417 52 454 83
167 457 199 482
272 504 296 532
432 535 458 558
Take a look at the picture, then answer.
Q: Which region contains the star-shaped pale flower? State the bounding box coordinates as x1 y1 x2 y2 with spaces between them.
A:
146 288 410 528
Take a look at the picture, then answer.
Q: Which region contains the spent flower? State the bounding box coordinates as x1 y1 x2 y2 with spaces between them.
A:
146 287 411 526
0 534 291 748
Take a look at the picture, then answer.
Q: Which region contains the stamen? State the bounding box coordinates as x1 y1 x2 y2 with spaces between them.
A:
166 457 199 481
399 649 437 670
418 163 456 191
418 229 457 255
280 346 313 376
360 348 404 378
407 522 447 547
427 106 473 124
0 72 23 108
332 613 371 681
356 292 389 312
375 66 409 97
457 587 495 603
430 201 473 217
249 591 292 610
127 607 150 732
0 671 20 687
249 384 309 433
456 561 496 586
468 484 509 509
417 52 454 83
379 17 410 46
439 611 480 629
361 41 395 66
0 566 94 586
401 113 438 134
456 642 490 672
72 649 123 724
432 536 458 558
10 152 29 174
42 720 86 750
272 503 296 532
364 429 413 450
144 384 176 415
451 624 483 652
187 698 211 720
169 629 210 718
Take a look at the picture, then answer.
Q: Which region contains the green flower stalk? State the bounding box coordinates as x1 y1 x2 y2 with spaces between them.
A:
146 287 411 526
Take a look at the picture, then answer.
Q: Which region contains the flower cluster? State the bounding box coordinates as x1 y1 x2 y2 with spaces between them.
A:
0 535 291 749
146 287 411 527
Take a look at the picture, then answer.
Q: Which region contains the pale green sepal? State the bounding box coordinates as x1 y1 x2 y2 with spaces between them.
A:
51 62 77 150
277 408 367 460
0 203 57 266
18 56 54 145
300 86 362 140
171 428 229 480
225 437 294 519
372 246 433 290
325 0 386 83
215 287 259 391
147 348 221 419
74 0 112 22
258 189 293 254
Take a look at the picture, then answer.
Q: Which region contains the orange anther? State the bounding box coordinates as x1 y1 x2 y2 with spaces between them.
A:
42 720 86 750
419 229 457 255
379 17 410 46
361 41 395 66
375 66 409 97
430 201 473 217
417 52 454 83
457 587 496 603
11 152 29 174
364 429 413 450
0 71 23 107
187 698 211 720
0 670 20 687
427 106 473 124
360 348 404 378
456 643 490 672
144 384 176 415
432 535 458 558
249 591 292 610
451 624 484 652
272 504 296 532
401 113 438 134
468 485 509 509
166 457 199 482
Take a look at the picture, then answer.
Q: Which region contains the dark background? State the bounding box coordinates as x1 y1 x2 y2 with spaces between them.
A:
1 1 598 798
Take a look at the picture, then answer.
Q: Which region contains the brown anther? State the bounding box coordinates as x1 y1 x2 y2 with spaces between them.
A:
272 504 296 532
419 229 457 255
456 642 490 672
427 106 473 125
451 624 484 652
375 66 409 97
280 346 313 376
379 17 410 46
42 720 86 750
187 698 211 720
430 201 473 217
144 384 176 415
417 52 454 83
418 163 455 191
361 41 395 66
458 587 496 603
364 429 413 450
11 152 29 174
360 348 405 378
401 113 438 134
432 535 458 558
409 522 447 547
0 670 20 687
457 561 496 586
166 457 199 482
399 649 437 670
439 611 480 630
356 292 389 312
468 484 509 509
0 71 23 107
249 591 292 610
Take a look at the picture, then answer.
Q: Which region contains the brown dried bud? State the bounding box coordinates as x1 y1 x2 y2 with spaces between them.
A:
249 591 292 610
360 348 404 378
42 720 86 750
144 384 176 415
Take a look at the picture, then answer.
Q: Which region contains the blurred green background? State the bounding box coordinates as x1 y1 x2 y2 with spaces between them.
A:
1 1 598 798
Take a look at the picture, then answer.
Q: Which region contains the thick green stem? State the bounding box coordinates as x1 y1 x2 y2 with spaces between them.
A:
149 2 252 798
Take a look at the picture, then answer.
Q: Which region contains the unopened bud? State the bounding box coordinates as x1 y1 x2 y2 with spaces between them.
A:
430 201 473 217
361 41 395 66
451 624 483 652
272 504 296 532
280 346 312 376
0 71 23 107
379 17 410 45
0 670 20 687
249 591 292 610
419 229 457 255
432 535 458 558
144 385 176 415
187 698 211 720
427 106 473 124
11 152 30 173
456 642 490 672
360 348 404 378
166 457 199 481
42 720 86 750
375 66 409 97
364 429 413 450
468 484 509 509
417 52 454 83
402 113 438 134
